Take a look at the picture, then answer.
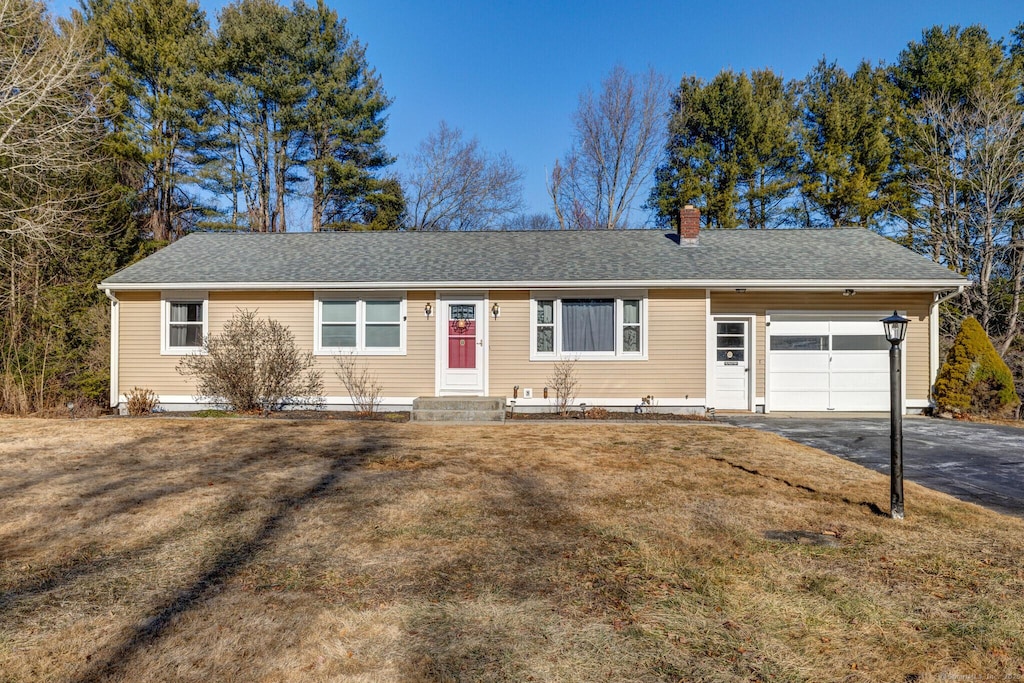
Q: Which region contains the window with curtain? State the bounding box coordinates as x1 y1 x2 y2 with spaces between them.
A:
532 295 644 359
562 299 615 352
168 302 204 348
162 294 208 355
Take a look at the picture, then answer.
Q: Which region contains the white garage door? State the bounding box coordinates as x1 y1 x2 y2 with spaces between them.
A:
768 316 892 412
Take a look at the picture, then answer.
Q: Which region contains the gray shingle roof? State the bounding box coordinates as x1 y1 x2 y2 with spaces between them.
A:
100 228 967 288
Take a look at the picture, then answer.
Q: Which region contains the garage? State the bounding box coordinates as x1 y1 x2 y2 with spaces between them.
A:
768 314 893 412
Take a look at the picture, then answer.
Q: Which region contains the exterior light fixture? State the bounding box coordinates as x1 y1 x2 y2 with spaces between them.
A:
883 311 908 345
424 302 432 319
491 302 500 319
881 310 909 520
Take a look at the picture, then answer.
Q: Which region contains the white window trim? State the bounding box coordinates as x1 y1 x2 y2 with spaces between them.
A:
529 290 648 361
314 292 407 356
160 291 209 356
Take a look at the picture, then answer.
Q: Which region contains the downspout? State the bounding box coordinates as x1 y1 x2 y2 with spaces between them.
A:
104 289 120 410
929 286 965 402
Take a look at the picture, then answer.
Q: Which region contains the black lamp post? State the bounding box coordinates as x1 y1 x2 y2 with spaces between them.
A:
882 311 909 520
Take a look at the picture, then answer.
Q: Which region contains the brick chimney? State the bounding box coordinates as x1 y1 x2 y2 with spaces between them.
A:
678 205 700 244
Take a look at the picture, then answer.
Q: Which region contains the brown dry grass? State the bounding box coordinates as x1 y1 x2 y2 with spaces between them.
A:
1 419 1022 682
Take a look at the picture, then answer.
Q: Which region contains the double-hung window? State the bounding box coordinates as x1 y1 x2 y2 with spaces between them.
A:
531 293 646 360
161 293 208 355
316 295 405 355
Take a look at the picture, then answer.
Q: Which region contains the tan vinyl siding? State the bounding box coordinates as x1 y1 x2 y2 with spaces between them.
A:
711 291 933 402
316 290 436 397
117 291 182 394
117 289 437 399
213 290 436 398
488 289 706 400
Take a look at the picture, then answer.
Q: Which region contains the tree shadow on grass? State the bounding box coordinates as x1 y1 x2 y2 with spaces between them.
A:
392 467 655 681
65 431 387 683
0 421 394 682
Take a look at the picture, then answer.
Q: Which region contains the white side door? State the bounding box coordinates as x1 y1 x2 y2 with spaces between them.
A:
713 318 750 410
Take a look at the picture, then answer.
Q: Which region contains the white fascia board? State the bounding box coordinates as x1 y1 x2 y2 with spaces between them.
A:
98 278 970 292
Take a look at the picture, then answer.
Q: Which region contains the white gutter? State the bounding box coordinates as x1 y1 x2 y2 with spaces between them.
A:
104 289 120 409
97 278 969 292
929 286 967 396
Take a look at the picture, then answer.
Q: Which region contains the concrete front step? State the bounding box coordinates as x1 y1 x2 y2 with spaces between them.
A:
411 396 506 422
411 408 505 422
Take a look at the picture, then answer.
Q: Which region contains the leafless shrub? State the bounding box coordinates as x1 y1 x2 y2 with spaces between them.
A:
335 354 383 416
177 309 323 415
125 387 159 416
588 406 610 419
548 358 580 416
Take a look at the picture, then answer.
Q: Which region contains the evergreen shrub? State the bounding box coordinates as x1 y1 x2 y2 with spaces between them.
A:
933 317 1020 418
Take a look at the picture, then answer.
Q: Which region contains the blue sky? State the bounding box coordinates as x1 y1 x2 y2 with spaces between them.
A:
334 1 1021 221
52 0 1023 223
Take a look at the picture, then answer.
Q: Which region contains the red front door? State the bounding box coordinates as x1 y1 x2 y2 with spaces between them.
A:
440 299 485 395
447 304 477 369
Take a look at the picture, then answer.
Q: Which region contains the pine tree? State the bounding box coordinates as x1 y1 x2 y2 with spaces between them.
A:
300 0 396 231
88 0 213 240
214 0 304 232
650 69 798 229
795 60 899 227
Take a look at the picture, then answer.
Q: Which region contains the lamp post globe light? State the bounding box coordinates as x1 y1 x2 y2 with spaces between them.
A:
882 311 909 520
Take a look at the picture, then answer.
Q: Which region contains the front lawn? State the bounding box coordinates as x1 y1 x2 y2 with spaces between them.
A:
1 419 1021 681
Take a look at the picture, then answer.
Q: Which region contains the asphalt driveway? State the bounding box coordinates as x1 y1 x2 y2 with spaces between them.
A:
722 415 1024 517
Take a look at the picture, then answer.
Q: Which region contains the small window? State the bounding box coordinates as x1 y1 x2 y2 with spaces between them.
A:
622 300 641 353
162 294 208 355
832 335 890 351
536 300 554 353
365 300 401 348
716 321 746 362
771 335 829 351
169 302 204 347
321 301 357 347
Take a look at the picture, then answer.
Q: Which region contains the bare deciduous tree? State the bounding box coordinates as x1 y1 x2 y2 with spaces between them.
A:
406 121 524 231
0 0 107 265
907 88 1024 354
549 66 668 230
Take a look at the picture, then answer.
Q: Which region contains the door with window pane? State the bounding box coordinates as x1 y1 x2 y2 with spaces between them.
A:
713 318 750 410
439 297 485 394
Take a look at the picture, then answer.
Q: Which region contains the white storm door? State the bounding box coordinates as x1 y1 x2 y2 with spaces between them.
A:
713 318 750 410
439 298 485 395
